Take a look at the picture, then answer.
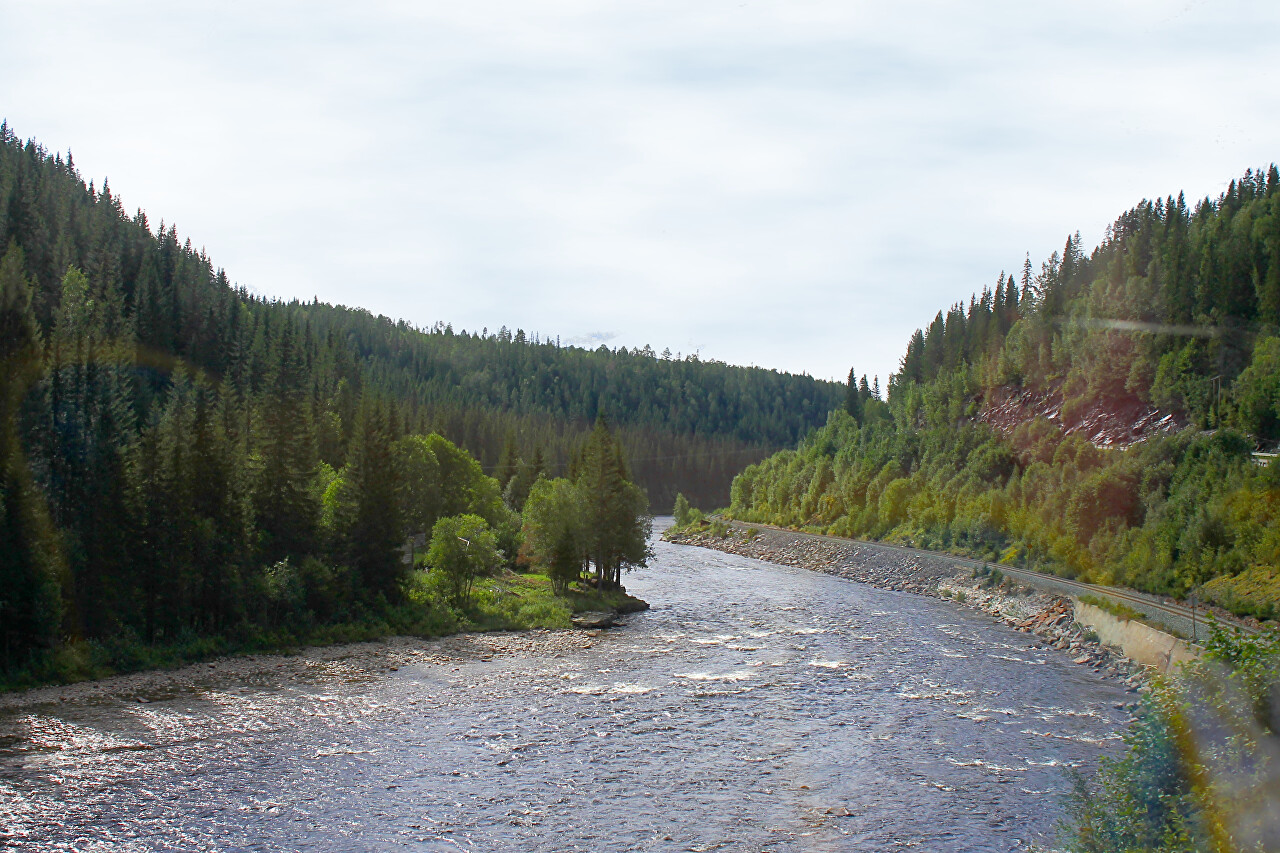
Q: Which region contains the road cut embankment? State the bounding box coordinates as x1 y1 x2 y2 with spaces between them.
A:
664 523 1201 690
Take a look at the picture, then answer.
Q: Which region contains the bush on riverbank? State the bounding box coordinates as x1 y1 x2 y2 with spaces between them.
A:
1062 623 1280 852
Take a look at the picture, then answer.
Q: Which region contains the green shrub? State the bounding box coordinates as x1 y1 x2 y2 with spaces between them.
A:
1079 593 1145 624
514 599 573 629
1200 566 1280 620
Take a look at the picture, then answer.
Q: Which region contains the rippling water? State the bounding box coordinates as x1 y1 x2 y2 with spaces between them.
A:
1 522 1131 851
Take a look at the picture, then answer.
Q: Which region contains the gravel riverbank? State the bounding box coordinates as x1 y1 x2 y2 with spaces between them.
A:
664 523 1151 695
0 631 601 712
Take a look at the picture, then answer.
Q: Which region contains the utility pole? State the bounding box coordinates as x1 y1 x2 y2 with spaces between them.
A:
1190 587 1197 645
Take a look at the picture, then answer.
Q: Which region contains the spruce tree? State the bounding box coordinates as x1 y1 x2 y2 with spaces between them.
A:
253 321 320 564
344 395 403 599
573 418 651 590
0 242 65 667
844 367 864 423
496 437 518 491
900 330 926 384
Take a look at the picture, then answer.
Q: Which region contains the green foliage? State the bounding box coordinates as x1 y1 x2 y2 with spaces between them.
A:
1063 690 1205 852
519 421 653 593
1200 567 1280 621
341 397 402 599
1063 625 1280 852
572 419 653 590
425 514 502 608
394 434 443 537
0 241 64 668
671 492 708 529
519 477 587 593
672 492 693 526
500 447 546 512
1078 593 1145 624
1232 336 1280 441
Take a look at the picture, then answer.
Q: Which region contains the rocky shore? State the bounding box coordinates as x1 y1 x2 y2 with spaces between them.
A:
665 523 1150 694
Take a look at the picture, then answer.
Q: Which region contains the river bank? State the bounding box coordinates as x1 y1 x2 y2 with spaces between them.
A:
0 630 602 713
0 571 647 696
664 523 1151 694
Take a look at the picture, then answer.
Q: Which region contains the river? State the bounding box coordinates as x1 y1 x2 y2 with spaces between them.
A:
1 521 1131 852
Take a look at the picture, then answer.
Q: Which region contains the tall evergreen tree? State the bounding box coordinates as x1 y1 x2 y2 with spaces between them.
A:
0 242 64 667
344 395 403 599
844 366 865 422
253 321 319 564
573 418 651 590
844 367 864 423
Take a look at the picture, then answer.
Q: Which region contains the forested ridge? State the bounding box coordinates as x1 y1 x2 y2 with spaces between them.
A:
0 124 835 681
0 122 840 508
730 165 1280 621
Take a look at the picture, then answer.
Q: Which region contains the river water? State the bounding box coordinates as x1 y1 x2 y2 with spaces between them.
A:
1 522 1131 852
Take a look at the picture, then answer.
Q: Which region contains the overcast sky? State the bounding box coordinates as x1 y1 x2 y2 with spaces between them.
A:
4 1 1279 386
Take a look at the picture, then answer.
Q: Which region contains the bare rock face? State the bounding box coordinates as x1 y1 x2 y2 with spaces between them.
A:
977 382 1182 449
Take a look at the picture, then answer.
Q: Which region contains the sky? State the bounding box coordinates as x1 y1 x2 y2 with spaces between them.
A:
3 1 1279 387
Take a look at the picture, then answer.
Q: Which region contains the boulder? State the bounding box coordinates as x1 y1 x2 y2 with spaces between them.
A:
571 611 618 629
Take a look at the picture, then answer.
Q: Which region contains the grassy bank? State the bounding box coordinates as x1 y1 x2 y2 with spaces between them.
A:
0 571 648 693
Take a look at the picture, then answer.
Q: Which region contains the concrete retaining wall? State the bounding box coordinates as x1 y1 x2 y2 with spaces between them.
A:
1073 600 1200 672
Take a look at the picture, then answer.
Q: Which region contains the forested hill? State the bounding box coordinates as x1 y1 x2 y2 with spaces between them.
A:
0 124 840 510
730 166 1280 622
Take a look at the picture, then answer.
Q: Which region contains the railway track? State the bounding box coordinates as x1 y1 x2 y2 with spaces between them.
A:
732 520 1264 641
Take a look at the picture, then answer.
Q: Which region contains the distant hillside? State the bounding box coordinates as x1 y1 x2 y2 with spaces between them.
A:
729 166 1280 621
0 123 841 511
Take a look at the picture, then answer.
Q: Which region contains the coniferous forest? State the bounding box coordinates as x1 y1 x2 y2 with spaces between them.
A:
0 125 838 681
729 166 1280 621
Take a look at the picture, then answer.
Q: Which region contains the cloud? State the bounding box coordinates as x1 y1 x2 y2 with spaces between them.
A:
3 0 1278 385
564 331 618 347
